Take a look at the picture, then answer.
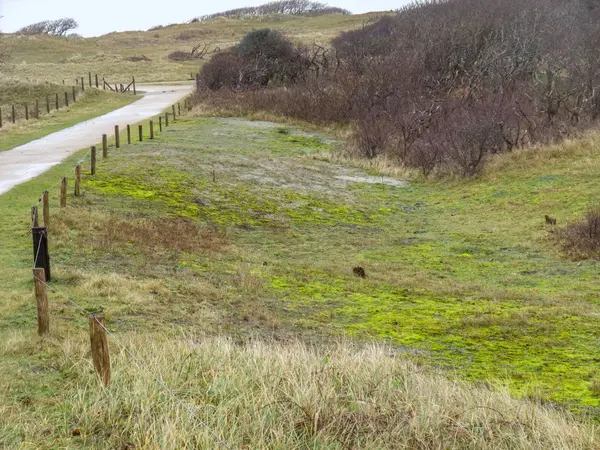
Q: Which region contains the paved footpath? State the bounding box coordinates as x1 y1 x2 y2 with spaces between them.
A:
0 84 193 195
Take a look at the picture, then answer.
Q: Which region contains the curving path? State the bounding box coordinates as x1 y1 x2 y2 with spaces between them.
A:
0 84 193 195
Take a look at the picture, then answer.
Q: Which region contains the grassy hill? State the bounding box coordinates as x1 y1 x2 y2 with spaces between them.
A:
1 114 600 447
2 13 381 84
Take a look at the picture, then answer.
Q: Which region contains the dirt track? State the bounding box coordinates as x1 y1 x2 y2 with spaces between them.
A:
0 84 193 195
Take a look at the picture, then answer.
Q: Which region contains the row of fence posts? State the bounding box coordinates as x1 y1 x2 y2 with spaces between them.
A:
30 100 185 386
0 73 137 129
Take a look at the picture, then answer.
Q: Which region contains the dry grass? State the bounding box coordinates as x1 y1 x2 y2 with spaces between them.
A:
0 332 596 449
557 207 600 260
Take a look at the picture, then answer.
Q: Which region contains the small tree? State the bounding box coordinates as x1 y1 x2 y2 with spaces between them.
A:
18 18 78 36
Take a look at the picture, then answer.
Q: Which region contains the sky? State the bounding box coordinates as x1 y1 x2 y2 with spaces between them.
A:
0 0 407 37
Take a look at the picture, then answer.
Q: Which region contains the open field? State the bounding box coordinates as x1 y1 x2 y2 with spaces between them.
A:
0 89 137 152
2 12 382 83
1 113 600 447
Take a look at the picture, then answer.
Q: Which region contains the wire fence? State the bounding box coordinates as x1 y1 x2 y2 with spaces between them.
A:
21 88 234 447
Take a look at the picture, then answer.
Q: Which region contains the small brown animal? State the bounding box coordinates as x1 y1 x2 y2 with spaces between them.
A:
353 266 366 278
545 215 557 225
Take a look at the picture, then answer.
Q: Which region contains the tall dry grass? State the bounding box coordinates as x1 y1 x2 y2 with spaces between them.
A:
1 333 596 449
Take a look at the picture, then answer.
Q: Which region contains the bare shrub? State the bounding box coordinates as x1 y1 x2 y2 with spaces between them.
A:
192 0 350 22
195 0 600 176
558 207 600 259
18 18 78 36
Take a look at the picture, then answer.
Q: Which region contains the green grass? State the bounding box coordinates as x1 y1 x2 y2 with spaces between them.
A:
1 116 600 446
0 89 138 152
2 13 381 83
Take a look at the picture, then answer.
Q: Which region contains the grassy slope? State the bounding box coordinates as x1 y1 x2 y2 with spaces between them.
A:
0 113 600 446
2 13 379 83
0 115 599 447
0 89 138 151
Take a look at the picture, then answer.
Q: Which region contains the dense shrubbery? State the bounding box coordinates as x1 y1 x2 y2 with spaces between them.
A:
192 0 350 21
197 0 600 176
559 207 600 259
17 18 78 37
199 29 309 89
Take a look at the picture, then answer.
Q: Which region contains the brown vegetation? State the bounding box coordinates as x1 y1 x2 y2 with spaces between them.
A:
196 0 600 176
558 207 600 259
192 0 351 22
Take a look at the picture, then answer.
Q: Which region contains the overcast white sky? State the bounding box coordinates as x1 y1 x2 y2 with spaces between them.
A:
0 0 407 37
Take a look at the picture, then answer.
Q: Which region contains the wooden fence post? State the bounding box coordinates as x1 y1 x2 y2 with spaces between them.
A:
65 92 69 107
115 125 120 148
90 314 111 386
74 165 81 196
25 104 29 121
46 95 50 114
159 116 163 132
35 100 39 119
0 108 2 128
55 93 59 110
165 113 169 127
89 72 92 87
12 105 15 123
81 77 85 92
91 146 96 175
95 74 99 88
132 77 136 95
72 86 76 102
138 125 143 142
32 226 51 282
150 120 154 139
31 206 39 227
102 134 108 158
42 191 49 227
178 103 181 116
33 268 50 336
60 177 67 208
127 125 131 144
172 104 176 120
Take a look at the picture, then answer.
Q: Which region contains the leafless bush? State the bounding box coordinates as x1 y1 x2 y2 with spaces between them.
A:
18 18 78 36
192 0 350 21
196 0 600 176
558 207 600 259
168 43 213 61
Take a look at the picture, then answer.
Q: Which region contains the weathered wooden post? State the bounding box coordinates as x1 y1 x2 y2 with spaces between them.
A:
74 165 81 196
165 112 169 127
33 268 50 336
46 95 50 114
0 108 2 128
31 206 39 227
12 105 15 123
25 104 29 121
178 103 181 116
138 125 143 142
35 100 39 119
96 74 99 88
159 116 163 132
102 134 108 158
65 92 69 107
60 177 67 208
72 85 76 102
91 146 96 175
115 125 120 148
32 226 51 282
89 72 92 87
55 93 59 110
172 104 176 120
89 314 111 386
42 191 49 227
150 120 154 139
81 77 85 92
132 77 136 95
127 125 131 144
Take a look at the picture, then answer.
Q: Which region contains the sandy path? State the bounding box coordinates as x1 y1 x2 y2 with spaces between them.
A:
0 84 193 195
